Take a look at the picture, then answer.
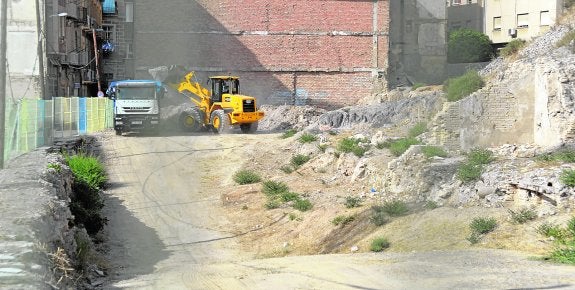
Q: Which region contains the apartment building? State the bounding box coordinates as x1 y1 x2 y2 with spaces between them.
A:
447 0 484 32
485 0 564 44
448 0 564 45
101 0 135 89
44 0 103 98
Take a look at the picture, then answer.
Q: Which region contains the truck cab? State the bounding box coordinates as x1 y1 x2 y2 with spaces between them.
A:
106 80 165 135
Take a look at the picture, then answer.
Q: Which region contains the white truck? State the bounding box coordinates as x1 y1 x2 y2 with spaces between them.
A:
106 80 165 135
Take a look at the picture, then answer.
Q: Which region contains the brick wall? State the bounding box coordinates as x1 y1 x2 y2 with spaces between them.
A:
133 0 390 108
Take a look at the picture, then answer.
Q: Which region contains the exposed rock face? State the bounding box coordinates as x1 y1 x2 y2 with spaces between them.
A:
428 25 575 151
316 90 443 132
258 105 327 132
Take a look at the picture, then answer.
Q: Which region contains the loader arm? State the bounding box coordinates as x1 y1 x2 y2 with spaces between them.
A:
177 72 211 109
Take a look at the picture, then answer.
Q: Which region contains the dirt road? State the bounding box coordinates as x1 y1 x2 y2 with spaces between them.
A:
101 132 575 289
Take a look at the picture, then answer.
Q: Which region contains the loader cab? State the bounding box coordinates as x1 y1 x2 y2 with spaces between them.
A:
209 76 240 103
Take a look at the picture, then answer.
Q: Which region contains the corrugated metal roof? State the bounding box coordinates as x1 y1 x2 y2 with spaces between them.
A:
103 0 116 14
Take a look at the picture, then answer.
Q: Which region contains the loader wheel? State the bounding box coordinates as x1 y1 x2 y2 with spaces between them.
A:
210 109 231 134
240 121 258 134
179 107 203 132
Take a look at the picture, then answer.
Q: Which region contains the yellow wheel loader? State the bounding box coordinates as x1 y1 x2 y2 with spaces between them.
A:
164 68 264 134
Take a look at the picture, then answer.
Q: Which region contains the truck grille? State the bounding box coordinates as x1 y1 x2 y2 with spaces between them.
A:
123 107 151 113
242 100 255 112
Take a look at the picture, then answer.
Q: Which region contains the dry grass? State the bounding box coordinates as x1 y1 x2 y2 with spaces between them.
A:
47 247 75 286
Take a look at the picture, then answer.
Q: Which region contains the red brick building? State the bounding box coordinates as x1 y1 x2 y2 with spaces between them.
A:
132 1 446 108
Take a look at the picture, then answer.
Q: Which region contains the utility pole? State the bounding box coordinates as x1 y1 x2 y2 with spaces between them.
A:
35 0 46 100
0 0 8 168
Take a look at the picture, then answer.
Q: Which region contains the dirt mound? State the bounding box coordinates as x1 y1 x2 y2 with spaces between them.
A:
258 105 327 131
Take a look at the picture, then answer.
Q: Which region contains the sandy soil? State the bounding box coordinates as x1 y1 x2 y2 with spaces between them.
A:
99 130 575 289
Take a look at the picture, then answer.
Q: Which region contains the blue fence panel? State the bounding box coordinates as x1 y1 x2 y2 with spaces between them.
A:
79 98 87 134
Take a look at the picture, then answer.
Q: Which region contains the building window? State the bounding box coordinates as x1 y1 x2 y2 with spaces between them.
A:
452 0 461 5
517 13 529 28
102 24 116 42
125 3 133 23
540 10 551 26
493 17 502 31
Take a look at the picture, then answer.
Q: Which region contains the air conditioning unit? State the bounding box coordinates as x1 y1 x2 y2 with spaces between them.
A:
508 28 517 38
66 2 78 19
68 53 79 65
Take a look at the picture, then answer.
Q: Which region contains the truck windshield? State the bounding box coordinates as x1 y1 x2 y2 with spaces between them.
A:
117 87 156 100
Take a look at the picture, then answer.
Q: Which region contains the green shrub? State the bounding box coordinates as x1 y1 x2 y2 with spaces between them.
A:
412 83 426 90
289 213 297 221
280 192 300 202
388 138 420 157
457 149 494 183
280 129 297 139
509 208 537 224
457 163 483 183
233 169 262 185
568 217 575 237
370 211 389 226
500 39 526 57
317 144 328 153
291 154 311 167
262 180 289 197
299 133 318 143
467 232 481 244
556 30 575 48
470 217 497 234
380 200 409 217
280 165 294 174
422 146 448 159
332 214 356 226
408 122 427 138
537 222 569 242
467 148 494 165
293 198 313 212
549 245 575 264
448 28 494 63
344 196 362 208
445 70 484 102
560 169 575 187
66 154 107 191
337 137 370 157
370 237 390 252
376 141 390 150
424 200 439 210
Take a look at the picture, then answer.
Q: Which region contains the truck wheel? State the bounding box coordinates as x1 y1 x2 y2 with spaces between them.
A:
240 121 258 133
179 107 203 132
210 109 231 134
115 129 122 136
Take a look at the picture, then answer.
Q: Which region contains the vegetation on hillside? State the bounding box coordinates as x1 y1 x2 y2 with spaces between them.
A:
443 70 484 102
448 28 494 63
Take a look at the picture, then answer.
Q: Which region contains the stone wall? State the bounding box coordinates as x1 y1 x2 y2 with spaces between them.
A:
429 26 575 151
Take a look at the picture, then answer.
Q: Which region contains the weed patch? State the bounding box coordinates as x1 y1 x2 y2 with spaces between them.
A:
280 165 294 174
233 169 262 185
536 150 575 164
380 200 409 216
337 137 370 157
332 214 356 226
560 169 575 187
262 180 289 197
500 39 526 57
412 83 426 90
422 146 448 159
388 138 420 157
444 70 484 102
299 133 318 144
556 30 575 48
509 208 537 224
280 192 300 202
424 200 439 210
408 122 427 138
370 237 390 252
468 217 497 244
457 149 494 183
291 154 311 168
344 196 362 208
280 129 297 139
293 198 313 212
